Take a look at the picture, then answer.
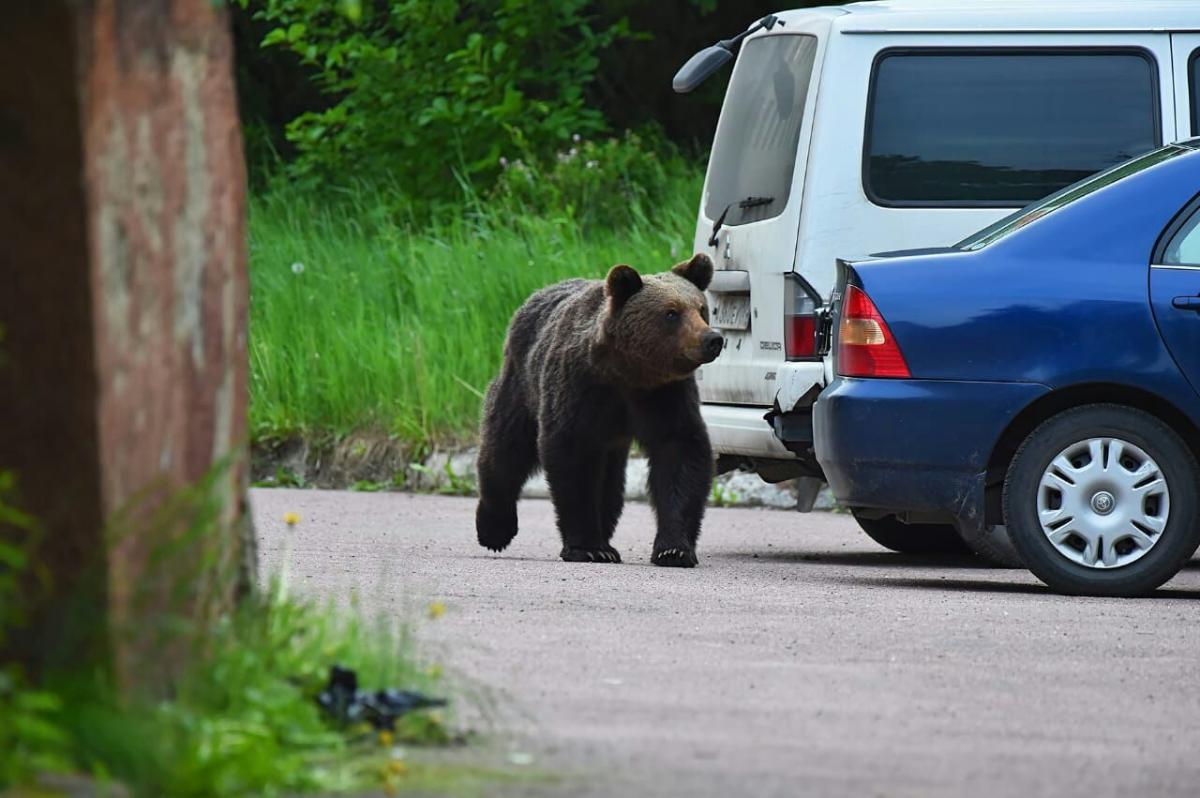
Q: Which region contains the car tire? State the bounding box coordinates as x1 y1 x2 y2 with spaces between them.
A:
854 513 972 555
954 523 1023 568
1003 404 1200 597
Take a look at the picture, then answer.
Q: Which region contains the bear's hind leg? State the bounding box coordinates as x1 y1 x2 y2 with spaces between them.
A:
476 373 538 553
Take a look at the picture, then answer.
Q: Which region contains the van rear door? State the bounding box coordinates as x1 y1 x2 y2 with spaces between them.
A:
693 24 825 407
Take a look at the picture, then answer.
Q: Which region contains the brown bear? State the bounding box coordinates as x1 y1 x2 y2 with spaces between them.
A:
475 253 723 567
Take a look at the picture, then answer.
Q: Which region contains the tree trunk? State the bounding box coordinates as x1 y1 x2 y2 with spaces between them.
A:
0 0 254 692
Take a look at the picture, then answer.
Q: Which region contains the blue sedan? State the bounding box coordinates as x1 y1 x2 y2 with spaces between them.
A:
814 142 1200 596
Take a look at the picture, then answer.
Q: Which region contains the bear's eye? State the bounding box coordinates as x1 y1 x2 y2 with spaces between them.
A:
665 309 680 323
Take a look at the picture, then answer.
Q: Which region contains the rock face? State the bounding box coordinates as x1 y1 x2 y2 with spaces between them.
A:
416 448 837 511
0 1 250 688
251 439 841 512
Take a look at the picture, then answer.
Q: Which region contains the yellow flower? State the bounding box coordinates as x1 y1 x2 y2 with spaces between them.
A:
283 511 301 526
427 601 446 620
378 730 394 748
387 760 408 776
427 664 443 681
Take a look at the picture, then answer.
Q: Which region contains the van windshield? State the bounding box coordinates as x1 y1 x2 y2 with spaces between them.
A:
704 34 818 226
956 146 1188 251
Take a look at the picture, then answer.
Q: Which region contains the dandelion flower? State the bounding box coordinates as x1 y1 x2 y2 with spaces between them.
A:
378 730 394 748
290 261 305 275
388 760 409 776
283 511 301 526
428 601 446 619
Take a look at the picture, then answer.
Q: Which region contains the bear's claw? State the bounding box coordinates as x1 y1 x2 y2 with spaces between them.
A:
561 545 622 564
651 546 698 568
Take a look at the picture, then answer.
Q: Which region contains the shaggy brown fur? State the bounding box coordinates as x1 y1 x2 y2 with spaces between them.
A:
475 254 723 566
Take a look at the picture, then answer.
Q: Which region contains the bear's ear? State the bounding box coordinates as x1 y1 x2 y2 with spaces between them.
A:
672 253 713 291
605 264 643 310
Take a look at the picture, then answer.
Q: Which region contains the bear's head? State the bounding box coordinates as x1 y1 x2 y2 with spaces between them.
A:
595 253 724 388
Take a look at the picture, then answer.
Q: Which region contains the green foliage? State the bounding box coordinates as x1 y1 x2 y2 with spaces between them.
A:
0 471 42 640
709 481 738 508
1 578 449 795
240 0 629 200
490 129 692 230
258 465 306 489
0 673 73 788
0 472 73 787
407 461 477 497
246 160 703 445
0 468 453 794
118 587 445 795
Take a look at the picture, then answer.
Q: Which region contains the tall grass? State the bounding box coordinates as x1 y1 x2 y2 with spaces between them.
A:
248 169 704 445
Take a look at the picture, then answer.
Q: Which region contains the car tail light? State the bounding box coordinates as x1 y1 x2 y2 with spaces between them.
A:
837 285 911 378
784 274 821 360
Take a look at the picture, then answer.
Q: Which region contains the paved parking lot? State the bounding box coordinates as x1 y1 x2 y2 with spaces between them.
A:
253 489 1200 797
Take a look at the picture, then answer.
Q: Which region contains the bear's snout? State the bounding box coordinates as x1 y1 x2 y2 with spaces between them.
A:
700 330 724 363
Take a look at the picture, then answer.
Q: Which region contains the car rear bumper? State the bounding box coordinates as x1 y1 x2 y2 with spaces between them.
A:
813 377 1047 527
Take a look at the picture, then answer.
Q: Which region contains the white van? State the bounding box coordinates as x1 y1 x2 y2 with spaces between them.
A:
675 0 1200 554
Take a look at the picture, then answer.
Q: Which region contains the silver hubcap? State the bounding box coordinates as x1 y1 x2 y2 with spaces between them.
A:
1037 437 1170 569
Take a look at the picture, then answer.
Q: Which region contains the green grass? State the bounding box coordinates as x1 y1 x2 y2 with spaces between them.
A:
1 577 454 796
248 169 704 446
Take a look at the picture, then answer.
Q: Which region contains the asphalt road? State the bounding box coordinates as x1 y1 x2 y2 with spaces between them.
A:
252 489 1200 798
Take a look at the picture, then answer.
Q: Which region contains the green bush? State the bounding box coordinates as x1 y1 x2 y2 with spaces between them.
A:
239 0 629 200
489 129 692 230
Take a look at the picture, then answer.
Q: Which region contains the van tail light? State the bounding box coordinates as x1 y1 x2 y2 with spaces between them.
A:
837 284 911 378
784 274 821 360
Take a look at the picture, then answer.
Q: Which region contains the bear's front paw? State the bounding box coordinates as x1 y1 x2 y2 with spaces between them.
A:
560 545 622 564
651 546 698 568
476 502 518 552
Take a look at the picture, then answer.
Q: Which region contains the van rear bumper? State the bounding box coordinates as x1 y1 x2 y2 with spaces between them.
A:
700 403 791 458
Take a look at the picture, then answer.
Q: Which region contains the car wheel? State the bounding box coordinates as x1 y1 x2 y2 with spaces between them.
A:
854 513 972 555
1003 404 1200 597
954 523 1023 568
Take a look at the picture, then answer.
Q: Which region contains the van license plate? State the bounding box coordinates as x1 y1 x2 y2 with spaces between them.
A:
713 295 751 331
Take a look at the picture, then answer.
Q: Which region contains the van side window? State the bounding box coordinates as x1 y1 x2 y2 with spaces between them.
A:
865 50 1159 207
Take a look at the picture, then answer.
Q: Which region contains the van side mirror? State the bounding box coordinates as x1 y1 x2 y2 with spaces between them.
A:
673 45 735 93
671 14 783 94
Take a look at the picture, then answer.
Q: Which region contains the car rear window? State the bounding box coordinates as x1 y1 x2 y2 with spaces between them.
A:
866 49 1160 207
1161 197 1200 266
957 145 1187 251
704 34 818 226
